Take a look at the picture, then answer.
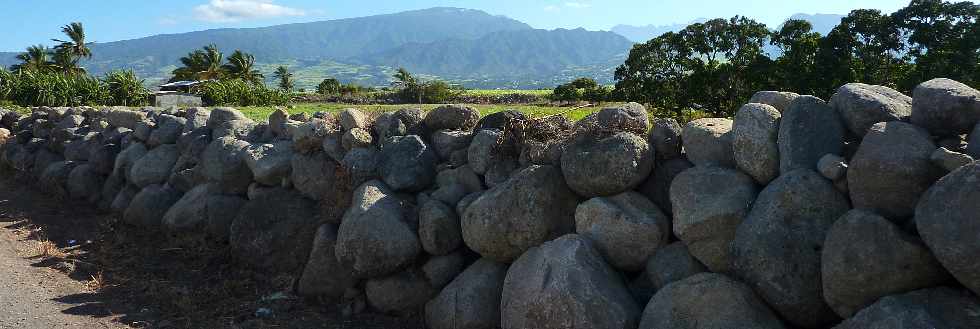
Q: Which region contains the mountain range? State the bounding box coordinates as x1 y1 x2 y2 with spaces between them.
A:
0 8 846 90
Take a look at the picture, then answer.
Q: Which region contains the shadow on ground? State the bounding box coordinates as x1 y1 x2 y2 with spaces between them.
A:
0 174 422 329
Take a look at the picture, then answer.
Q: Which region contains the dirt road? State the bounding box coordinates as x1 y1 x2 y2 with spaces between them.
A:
0 204 125 328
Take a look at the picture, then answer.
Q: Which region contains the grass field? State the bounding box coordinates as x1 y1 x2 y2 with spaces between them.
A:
459 89 552 97
238 102 606 122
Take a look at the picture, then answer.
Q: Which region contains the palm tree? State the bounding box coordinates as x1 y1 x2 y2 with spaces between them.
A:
50 49 86 74
222 50 263 84
197 44 224 80
273 66 293 91
11 45 52 72
52 22 92 60
393 67 416 86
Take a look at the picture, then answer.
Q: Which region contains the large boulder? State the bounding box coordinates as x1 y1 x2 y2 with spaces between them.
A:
112 143 147 179
575 191 670 271
461 165 579 262
467 129 502 175
106 108 146 129
341 147 379 186
501 235 640 329
206 107 248 129
430 129 472 160
336 180 420 278
731 169 850 328
418 199 462 256
733 103 781 184
749 91 800 112
375 108 425 141
291 152 340 201
967 123 980 158
910 78 980 136
648 117 682 160
830 83 912 136
476 110 527 131
123 184 183 229
229 189 319 272
338 108 369 131
915 161 980 296
645 242 707 290
822 209 951 318
39 161 78 197
637 158 692 216
778 95 846 174
425 259 508 329
66 164 104 204
161 184 246 234
201 137 253 194
833 287 980 329
592 102 650 136
241 141 293 186
88 142 120 175
848 122 943 219
932 146 974 172
561 132 653 197
424 105 480 131
147 114 186 146
639 273 786 329
182 107 210 132
297 224 358 301
128 144 179 188
670 166 758 272
365 268 438 315
683 118 735 167
378 135 437 192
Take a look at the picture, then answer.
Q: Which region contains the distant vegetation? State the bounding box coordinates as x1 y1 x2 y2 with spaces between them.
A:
550 78 611 104
615 0 980 118
0 22 149 107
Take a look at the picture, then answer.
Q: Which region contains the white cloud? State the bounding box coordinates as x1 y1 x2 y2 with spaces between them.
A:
564 2 591 8
194 0 306 23
544 5 560 12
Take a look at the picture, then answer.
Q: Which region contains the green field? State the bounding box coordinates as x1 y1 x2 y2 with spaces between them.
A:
459 89 552 97
239 102 605 122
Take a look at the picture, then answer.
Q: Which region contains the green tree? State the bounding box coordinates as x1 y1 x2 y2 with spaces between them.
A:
52 22 92 60
582 85 610 103
614 32 691 113
569 77 598 89
892 0 980 89
316 78 341 94
11 45 53 72
274 66 294 92
393 67 416 86
772 19 822 94
171 44 224 81
222 50 263 85
551 83 581 103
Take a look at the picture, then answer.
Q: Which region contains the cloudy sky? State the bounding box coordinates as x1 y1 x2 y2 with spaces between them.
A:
0 0 925 51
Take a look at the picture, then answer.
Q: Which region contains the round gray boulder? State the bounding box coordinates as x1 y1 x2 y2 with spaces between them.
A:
830 83 913 136
425 259 508 329
561 132 653 197
731 169 850 328
424 104 480 131
733 103 781 184
648 117 682 160
365 267 438 315
833 287 980 329
639 273 786 329
778 95 846 174
849 121 943 219
336 180 421 278
378 135 437 192
241 141 294 186
575 191 670 271
670 166 758 272
290 151 340 201
749 91 800 112
501 234 640 329
683 118 735 167
418 199 462 256
67 164 104 204
123 184 183 229
645 242 707 290
461 165 579 262
467 129 502 175
297 224 358 301
201 137 253 195
910 78 980 136
637 158 692 216
915 161 980 296
822 209 951 318
128 144 179 188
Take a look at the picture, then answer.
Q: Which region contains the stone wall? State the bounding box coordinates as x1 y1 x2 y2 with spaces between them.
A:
2 77 980 328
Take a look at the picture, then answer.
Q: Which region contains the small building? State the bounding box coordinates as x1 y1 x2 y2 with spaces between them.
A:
155 81 204 107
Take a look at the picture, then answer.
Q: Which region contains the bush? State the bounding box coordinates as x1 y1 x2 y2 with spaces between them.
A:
104 70 151 106
397 80 463 104
196 79 289 106
551 83 582 103
316 78 341 95
0 69 151 107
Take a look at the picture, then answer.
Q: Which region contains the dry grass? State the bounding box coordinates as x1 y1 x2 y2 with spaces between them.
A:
31 239 67 258
86 270 108 291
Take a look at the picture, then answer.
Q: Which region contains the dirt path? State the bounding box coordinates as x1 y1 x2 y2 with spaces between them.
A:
0 196 127 328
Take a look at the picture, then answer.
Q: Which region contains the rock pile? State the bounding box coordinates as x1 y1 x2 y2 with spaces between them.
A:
2 77 980 328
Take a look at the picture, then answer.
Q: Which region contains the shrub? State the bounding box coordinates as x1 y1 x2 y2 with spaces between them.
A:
196 79 289 106
397 80 463 104
104 70 151 106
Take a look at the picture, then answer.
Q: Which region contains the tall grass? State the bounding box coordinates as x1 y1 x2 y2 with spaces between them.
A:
0 69 149 107
196 79 289 106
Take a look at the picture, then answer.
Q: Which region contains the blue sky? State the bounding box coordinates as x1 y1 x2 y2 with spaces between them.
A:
0 0 925 51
